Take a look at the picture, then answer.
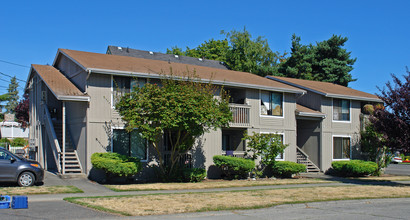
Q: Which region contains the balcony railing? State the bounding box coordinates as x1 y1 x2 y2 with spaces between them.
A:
229 104 251 127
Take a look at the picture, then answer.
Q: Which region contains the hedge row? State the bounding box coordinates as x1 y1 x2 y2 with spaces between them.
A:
213 155 255 179
91 152 142 177
331 160 377 177
272 161 306 178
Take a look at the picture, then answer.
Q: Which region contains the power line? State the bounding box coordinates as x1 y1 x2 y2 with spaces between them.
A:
0 71 26 82
0 59 30 68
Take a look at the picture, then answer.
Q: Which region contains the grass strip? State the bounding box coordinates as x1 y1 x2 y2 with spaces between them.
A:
65 185 410 216
104 178 334 192
0 185 83 195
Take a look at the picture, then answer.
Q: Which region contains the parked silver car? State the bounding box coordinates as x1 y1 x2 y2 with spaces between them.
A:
0 147 44 186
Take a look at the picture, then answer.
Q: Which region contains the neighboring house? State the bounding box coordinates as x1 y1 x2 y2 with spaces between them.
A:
266 76 382 170
25 48 306 178
24 47 381 179
107 46 230 70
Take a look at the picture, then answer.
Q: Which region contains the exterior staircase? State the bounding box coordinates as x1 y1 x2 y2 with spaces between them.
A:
53 122 83 174
296 147 321 173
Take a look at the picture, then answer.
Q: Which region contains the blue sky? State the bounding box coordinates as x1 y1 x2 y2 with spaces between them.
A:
0 0 408 98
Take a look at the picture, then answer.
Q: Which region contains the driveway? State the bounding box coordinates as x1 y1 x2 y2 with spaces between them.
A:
385 164 410 176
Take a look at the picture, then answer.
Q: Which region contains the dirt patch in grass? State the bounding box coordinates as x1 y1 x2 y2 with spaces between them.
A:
68 185 410 216
105 178 333 191
0 185 83 195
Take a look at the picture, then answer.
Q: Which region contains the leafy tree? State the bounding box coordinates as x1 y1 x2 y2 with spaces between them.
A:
5 77 19 114
243 132 287 175
115 72 232 180
167 39 229 63
360 124 389 176
167 27 281 76
15 93 29 128
279 34 357 86
0 93 9 119
371 69 410 153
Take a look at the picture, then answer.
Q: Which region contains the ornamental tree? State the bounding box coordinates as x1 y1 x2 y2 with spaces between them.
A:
371 69 410 153
115 72 232 180
15 93 29 128
243 132 288 174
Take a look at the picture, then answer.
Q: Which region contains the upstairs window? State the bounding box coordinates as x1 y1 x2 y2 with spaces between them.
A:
112 76 146 107
333 99 350 121
261 91 283 116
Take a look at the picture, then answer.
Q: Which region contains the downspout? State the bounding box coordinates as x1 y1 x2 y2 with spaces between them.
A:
62 101 66 174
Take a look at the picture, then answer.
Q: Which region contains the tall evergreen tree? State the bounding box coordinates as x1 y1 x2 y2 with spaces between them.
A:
5 76 19 114
279 34 357 86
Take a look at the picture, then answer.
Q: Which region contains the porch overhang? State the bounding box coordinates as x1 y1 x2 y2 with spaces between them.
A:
295 104 326 119
30 64 90 102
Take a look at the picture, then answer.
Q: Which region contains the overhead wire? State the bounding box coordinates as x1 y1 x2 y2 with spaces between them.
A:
0 59 30 68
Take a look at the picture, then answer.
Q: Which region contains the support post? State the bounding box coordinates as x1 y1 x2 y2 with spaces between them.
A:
62 102 66 174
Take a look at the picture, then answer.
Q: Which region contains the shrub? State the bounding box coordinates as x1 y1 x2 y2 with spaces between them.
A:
213 155 255 179
0 138 10 144
272 161 306 178
330 160 377 177
91 152 142 178
182 168 207 182
11 138 28 147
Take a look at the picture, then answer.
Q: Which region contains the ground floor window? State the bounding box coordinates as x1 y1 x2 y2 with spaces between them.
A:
112 129 147 161
275 134 284 160
333 136 351 159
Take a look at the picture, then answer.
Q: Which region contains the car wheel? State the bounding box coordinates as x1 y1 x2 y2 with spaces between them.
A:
18 172 35 187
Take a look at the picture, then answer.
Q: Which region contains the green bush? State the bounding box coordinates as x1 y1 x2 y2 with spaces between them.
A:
0 138 10 144
272 161 306 178
91 152 142 178
11 138 28 147
213 155 255 179
182 168 207 182
331 160 377 177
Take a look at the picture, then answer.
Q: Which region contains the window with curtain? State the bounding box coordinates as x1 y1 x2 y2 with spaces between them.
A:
261 91 283 116
333 137 351 159
112 129 147 161
333 99 350 121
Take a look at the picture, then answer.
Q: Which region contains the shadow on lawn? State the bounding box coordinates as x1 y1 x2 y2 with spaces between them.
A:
321 175 410 187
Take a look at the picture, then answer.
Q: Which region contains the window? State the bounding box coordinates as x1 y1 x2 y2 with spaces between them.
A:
261 91 283 116
333 136 351 159
333 99 350 121
274 134 284 160
112 129 147 161
0 151 12 160
112 76 146 106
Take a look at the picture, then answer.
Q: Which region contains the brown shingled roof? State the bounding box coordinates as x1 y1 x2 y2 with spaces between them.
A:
32 64 89 101
268 76 381 102
57 49 305 94
296 104 325 118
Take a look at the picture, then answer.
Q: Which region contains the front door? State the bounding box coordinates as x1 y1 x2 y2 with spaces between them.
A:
297 120 321 167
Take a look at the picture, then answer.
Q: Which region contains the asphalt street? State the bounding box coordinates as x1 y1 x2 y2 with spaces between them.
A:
385 164 410 176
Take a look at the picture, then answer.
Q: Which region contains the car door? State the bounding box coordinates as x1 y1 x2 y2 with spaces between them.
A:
0 150 19 181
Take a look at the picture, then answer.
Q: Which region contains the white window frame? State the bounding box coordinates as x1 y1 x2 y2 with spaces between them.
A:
259 90 285 118
260 131 285 161
111 126 149 162
332 98 351 123
332 135 351 161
